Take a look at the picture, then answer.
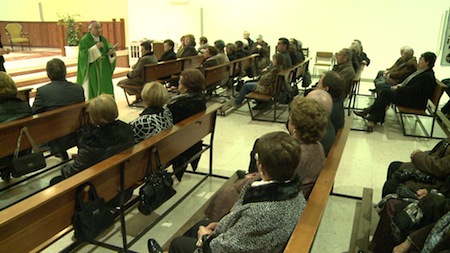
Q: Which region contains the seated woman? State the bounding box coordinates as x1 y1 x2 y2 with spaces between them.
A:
354 52 436 132
233 53 287 107
167 69 206 181
153 132 306 253
57 94 134 179
0 72 32 181
370 138 450 252
205 97 327 221
0 72 32 123
129 82 173 143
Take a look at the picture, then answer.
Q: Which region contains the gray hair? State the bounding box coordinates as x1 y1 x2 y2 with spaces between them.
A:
401 46 414 56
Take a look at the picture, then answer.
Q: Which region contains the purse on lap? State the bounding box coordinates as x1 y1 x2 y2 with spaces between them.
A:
72 182 115 242
11 127 46 177
138 147 176 215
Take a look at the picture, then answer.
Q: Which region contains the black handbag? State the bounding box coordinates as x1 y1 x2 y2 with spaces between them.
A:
138 148 176 215
11 127 46 178
72 182 115 242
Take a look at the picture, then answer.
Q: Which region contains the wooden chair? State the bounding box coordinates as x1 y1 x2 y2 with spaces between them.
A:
313 51 334 76
301 47 309 58
395 79 447 138
5 23 30 51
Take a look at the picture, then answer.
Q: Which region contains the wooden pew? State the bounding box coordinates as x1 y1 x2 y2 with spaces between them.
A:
284 116 353 253
119 55 204 106
244 59 310 123
0 101 90 159
0 103 222 252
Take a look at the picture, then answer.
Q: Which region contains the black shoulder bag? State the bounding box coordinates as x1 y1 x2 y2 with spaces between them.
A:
11 127 46 177
138 147 176 215
72 182 115 242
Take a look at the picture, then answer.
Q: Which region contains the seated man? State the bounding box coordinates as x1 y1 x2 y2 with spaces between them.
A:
234 40 247 59
277 37 292 67
354 52 437 132
306 89 336 156
117 40 157 103
372 46 417 93
32 58 85 159
159 39 177 62
332 48 355 97
315 71 345 133
212 40 229 64
179 34 198 58
199 46 219 71
150 131 306 253
197 36 209 54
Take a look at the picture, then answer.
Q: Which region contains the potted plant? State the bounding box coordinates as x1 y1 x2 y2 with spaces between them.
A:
57 13 81 57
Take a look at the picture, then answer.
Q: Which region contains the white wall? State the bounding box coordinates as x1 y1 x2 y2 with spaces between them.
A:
1 0 448 79
128 0 450 79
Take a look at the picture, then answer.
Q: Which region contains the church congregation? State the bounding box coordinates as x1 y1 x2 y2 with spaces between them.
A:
1 2 450 252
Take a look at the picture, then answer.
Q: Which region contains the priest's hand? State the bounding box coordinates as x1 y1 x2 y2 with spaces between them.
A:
96 42 104 49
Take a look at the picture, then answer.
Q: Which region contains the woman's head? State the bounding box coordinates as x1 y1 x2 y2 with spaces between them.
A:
88 94 118 126
141 81 169 108
288 96 328 144
255 131 301 181
272 53 287 70
179 69 205 94
0 72 18 98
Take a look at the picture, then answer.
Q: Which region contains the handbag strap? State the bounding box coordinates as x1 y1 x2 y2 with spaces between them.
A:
144 147 165 179
75 182 101 210
13 127 41 157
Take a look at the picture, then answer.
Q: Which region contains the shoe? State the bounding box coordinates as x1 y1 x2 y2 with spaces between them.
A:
252 103 268 110
147 238 163 253
353 110 369 118
369 88 377 93
49 176 64 186
366 121 375 133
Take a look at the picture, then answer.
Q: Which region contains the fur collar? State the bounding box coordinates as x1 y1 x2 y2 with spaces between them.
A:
242 177 301 204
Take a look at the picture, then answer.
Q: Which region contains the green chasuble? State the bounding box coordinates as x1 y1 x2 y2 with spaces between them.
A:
76 32 116 99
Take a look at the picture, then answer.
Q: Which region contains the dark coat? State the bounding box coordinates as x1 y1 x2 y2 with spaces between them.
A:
396 68 436 109
32 80 85 114
159 50 177 62
61 120 134 178
0 97 32 123
179 46 198 58
167 93 206 124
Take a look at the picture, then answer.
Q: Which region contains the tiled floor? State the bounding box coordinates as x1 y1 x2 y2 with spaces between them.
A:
2 51 449 252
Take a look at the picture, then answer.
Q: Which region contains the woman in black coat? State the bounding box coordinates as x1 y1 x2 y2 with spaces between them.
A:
167 68 206 180
59 94 134 179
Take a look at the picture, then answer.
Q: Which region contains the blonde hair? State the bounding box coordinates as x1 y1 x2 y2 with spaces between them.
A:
88 94 118 126
141 81 169 107
0 72 18 98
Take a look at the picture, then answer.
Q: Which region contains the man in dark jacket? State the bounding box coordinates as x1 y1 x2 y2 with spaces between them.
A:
32 58 85 159
354 52 437 132
117 40 158 102
159 39 177 61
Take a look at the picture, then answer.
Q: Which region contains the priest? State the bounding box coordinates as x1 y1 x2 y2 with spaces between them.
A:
77 21 116 99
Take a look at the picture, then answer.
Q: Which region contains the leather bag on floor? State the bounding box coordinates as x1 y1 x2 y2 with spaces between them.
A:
72 182 115 242
138 147 176 215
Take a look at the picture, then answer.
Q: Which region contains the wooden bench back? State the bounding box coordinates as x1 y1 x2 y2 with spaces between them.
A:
0 103 222 252
284 116 352 253
181 55 204 70
204 62 231 91
294 58 311 82
0 101 90 158
142 58 184 82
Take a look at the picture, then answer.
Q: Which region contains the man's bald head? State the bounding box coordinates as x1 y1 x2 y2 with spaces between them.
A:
306 89 333 113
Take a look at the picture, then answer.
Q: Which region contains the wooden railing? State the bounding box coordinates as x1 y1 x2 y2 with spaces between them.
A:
0 19 126 56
